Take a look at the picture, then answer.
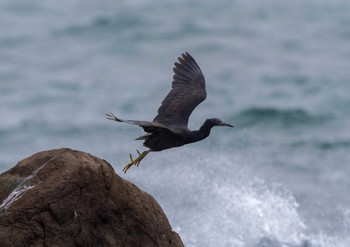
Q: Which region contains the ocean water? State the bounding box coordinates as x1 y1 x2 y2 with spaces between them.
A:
1 0 350 246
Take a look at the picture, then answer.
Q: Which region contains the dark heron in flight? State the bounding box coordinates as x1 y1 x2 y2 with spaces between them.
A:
107 52 233 173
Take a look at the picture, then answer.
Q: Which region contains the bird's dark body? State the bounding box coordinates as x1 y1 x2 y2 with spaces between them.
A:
140 126 210 151
106 52 233 172
142 129 189 151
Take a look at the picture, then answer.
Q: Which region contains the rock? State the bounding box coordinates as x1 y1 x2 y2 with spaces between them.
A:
0 148 184 247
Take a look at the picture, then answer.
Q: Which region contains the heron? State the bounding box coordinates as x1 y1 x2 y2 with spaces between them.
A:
107 52 233 173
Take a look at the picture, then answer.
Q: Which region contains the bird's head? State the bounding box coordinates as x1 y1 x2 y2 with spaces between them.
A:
204 118 234 128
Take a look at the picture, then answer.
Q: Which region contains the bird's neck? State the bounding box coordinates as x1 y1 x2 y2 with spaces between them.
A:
199 121 214 134
185 123 213 144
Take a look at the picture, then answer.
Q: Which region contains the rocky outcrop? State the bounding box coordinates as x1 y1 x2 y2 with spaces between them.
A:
0 148 184 247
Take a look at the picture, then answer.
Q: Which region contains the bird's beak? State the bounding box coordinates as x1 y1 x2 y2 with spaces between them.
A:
220 122 234 128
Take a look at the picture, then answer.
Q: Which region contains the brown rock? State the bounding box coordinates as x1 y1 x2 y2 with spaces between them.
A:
0 148 184 247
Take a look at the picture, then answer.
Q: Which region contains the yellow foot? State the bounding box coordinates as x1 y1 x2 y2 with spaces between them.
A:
122 150 150 173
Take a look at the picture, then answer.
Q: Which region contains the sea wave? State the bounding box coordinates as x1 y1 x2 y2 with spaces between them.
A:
57 14 145 36
290 139 350 150
237 107 328 128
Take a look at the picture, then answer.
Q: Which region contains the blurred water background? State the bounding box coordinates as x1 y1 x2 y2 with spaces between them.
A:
1 0 350 246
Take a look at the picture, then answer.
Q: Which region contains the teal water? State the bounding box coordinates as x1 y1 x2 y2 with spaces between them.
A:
1 1 350 246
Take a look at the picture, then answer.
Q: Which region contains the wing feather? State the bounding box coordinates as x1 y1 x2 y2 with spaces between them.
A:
106 112 171 133
153 52 206 127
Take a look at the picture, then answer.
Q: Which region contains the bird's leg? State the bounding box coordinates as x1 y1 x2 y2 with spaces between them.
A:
122 150 150 173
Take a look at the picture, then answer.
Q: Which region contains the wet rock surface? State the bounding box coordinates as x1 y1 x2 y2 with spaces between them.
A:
0 148 184 247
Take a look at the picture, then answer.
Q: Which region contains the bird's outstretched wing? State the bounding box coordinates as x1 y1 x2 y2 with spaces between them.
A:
153 52 206 128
